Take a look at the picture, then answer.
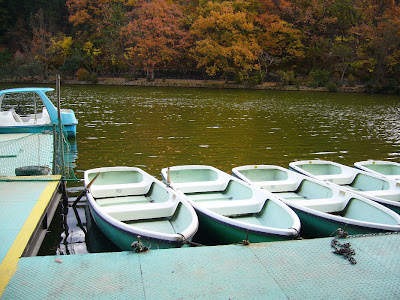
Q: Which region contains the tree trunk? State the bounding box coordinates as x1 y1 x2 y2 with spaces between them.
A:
146 63 155 81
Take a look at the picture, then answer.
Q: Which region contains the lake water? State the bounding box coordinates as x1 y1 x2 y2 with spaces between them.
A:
19 84 398 255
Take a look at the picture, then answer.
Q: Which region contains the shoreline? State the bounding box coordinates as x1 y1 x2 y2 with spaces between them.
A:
0 77 367 93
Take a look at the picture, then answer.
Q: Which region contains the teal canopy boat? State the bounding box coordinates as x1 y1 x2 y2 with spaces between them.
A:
160 165 300 244
355 160 400 182
0 87 77 137
289 160 400 214
84 167 199 251
232 165 400 238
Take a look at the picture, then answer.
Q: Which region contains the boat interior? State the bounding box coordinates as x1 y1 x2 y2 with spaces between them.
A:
88 171 188 226
166 167 295 228
234 166 400 223
0 107 51 125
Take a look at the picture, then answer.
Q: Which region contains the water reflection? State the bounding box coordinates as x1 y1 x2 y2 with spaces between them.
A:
33 85 400 254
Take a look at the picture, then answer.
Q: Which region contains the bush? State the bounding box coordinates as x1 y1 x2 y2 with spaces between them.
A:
326 81 338 92
277 70 295 85
90 73 98 84
76 68 91 81
234 71 245 84
310 69 330 87
347 74 356 87
60 56 81 77
248 72 264 86
18 62 43 79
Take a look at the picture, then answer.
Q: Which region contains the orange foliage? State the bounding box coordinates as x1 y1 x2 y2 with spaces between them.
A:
121 0 189 80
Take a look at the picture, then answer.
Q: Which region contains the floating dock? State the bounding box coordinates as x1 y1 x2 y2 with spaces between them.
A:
0 177 61 296
1 228 400 299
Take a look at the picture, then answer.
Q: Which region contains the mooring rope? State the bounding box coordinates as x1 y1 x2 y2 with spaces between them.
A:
330 228 356 264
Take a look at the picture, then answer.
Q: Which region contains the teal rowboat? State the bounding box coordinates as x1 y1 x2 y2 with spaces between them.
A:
289 160 400 214
160 165 300 245
355 160 400 182
84 167 198 251
232 165 400 238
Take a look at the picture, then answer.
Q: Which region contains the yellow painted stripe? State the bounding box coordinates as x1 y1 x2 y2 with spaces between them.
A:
0 176 61 296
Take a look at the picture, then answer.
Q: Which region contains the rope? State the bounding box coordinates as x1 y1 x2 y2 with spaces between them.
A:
330 228 356 264
131 235 149 253
178 233 205 247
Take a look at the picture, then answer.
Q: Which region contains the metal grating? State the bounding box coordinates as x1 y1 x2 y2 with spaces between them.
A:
3 234 400 299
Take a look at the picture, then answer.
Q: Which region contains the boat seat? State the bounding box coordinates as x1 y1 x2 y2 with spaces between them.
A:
289 198 348 213
10 109 23 122
101 200 178 222
358 190 400 199
274 192 305 200
173 179 227 194
90 179 152 198
257 179 299 193
96 195 149 207
200 198 265 216
318 174 354 185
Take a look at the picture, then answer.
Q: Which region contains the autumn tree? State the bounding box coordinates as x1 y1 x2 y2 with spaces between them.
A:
121 0 190 81
190 0 261 80
255 0 305 75
349 0 400 87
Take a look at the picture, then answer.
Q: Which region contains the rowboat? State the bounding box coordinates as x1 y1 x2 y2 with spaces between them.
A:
160 165 300 244
289 160 400 214
354 160 400 182
0 88 78 137
84 167 199 251
232 165 400 238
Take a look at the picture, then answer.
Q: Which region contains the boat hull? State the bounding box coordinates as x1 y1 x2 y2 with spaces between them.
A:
290 206 393 238
88 199 188 251
195 209 297 244
0 123 76 138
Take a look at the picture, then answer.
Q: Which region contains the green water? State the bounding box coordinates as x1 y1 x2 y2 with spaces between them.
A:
63 85 400 176
3 84 398 254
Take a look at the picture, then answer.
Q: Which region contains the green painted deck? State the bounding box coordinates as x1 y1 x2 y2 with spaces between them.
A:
2 233 400 299
0 177 61 295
